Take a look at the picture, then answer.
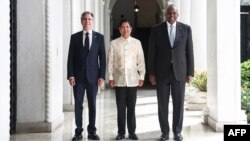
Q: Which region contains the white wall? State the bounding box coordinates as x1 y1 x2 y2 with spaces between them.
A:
0 1 10 140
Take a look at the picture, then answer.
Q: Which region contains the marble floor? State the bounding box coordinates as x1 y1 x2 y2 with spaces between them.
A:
10 88 223 141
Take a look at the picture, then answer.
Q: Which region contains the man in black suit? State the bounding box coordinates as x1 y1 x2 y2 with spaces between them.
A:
148 5 194 141
67 11 106 141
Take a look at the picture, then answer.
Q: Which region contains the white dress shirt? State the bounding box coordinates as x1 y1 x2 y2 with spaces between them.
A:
108 36 146 87
83 30 93 49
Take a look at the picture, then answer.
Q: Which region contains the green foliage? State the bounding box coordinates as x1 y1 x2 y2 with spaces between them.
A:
241 59 250 123
241 59 250 89
247 113 250 123
192 71 207 92
241 87 250 112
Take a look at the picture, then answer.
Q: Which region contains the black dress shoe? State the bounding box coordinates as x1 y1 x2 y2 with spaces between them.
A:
115 134 125 140
72 134 83 141
160 133 169 141
174 133 183 141
88 133 100 140
128 134 138 140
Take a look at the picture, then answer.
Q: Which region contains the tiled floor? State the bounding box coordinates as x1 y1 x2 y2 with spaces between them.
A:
10 88 223 141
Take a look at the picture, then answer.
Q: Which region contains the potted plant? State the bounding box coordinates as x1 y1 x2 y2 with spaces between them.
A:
191 70 207 92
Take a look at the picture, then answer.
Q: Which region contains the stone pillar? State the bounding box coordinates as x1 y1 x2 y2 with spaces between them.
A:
93 0 98 31
180 0 190 25
84 0 91 11
207 0 245 131
96 0 105 34
173 0 181 20
190 0 207 72
172 0 180 9
0 0 10 140
16 0 64 132
63 0 73 110
104 0 111 83
72 0 82 33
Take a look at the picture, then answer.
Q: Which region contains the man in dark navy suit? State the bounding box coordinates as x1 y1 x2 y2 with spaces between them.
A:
148 5 194 141
67 11 106 141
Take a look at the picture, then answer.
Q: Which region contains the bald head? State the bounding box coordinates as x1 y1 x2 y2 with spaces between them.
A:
165 4 179 24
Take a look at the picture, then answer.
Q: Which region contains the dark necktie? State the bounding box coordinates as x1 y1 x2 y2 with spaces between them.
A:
85 32 89 54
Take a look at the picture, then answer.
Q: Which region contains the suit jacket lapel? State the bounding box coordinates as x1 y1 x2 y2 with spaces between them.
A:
161 22 170 48
90 31 97 52
173 22 182 48
78 31 83 49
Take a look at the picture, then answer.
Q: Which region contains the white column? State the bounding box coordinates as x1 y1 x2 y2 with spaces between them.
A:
104 0 111 82
47 0 64 126
190 0 207 72
173 0 181 20
207 0 245 131
98 0 105 34
72 0 82 33
63 0 73 108
0 0 10 140
16 0 64 132
104 0 110 48
84 0 91 11
172 0 180 9
93 0 99 31
180 0 190 25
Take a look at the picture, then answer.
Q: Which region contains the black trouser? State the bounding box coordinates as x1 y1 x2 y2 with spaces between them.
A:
115 87 137 135
156 66 186 134
73 82 98 135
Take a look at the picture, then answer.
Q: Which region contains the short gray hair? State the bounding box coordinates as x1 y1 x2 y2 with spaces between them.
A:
81 11 94 21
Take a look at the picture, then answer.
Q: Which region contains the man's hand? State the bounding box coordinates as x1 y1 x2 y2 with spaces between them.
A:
138 80 144 87
109 80 115 88
98 78 104 87
69 77 76 86
149 75 157 85
186 75 193 84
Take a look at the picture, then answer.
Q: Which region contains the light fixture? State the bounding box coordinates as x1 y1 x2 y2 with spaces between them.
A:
134 0 140 13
